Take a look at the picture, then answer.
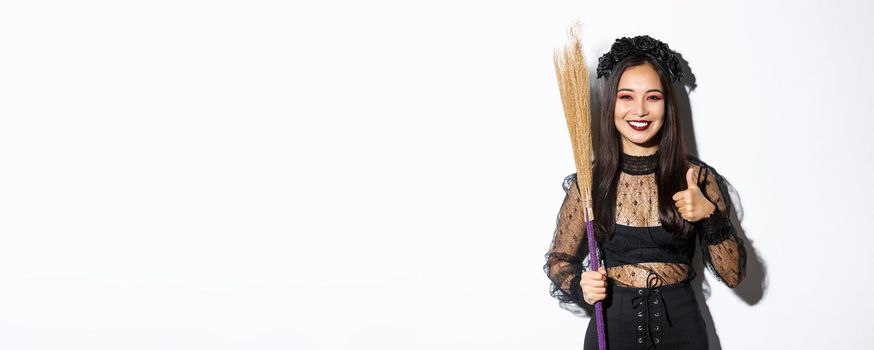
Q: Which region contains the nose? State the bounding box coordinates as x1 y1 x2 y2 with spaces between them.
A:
633 99 648 118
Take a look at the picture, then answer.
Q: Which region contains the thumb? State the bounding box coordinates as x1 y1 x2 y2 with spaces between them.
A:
685 167 699 189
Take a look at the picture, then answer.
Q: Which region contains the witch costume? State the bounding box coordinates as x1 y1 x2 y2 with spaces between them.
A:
543 36 747 350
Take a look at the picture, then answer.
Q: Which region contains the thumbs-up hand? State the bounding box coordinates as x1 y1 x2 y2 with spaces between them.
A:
672 167 717 222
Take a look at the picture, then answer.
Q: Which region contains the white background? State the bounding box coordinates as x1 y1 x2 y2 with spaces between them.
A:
1 0 872 349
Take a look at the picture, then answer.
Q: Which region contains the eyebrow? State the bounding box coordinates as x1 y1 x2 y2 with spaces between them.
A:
617 88 663 94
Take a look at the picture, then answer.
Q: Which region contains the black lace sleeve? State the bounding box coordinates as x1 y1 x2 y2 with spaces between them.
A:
695 164 747 288
543 173 590 311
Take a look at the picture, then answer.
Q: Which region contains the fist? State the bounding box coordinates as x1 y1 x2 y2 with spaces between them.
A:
672 167 716 222
580 267 607 305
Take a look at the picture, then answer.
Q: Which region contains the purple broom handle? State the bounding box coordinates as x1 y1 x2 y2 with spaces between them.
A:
584 208 607 350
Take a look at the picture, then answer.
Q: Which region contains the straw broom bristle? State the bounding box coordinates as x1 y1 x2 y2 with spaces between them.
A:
553 23 594 212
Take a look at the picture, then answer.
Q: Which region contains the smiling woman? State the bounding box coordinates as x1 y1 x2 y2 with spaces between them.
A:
544 35 746 350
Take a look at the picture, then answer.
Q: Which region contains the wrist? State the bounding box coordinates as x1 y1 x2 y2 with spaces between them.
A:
698 209 733 245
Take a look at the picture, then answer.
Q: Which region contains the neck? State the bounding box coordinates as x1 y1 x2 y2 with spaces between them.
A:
621 142 659 156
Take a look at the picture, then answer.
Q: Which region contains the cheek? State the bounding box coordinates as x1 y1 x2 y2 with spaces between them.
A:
614 106 628 124
653 103 666 119
652 121 665 134
614 116 626 130
650 104 666 129
651 118 666 134
614 103 628 118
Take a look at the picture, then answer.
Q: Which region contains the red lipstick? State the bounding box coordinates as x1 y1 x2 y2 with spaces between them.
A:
627 120 651 131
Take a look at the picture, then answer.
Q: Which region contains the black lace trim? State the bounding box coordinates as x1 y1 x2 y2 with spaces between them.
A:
620 151 659 175
697 210 734 245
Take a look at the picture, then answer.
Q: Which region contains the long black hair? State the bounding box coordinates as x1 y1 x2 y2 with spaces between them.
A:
591 54 694 241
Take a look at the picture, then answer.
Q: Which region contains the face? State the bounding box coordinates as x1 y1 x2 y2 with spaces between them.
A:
613 63 666 155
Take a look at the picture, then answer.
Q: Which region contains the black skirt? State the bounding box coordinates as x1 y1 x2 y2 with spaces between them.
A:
584 281 708 350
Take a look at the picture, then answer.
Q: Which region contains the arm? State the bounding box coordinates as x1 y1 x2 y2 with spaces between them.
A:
543 173 589 307
696 165 747 288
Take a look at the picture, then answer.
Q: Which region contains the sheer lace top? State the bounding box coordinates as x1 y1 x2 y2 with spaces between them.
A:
543 152 747 310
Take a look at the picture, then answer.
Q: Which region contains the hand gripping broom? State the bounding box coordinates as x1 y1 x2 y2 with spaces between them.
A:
553 24 606 350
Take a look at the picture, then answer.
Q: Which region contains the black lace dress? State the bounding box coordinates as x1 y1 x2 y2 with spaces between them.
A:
543 152 746 349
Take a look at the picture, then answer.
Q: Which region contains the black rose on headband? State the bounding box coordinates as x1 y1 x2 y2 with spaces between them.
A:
611 39 633 57
633 36 658 51
596 35 684 82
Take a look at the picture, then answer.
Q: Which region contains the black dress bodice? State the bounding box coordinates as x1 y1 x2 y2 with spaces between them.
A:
544 150 746 311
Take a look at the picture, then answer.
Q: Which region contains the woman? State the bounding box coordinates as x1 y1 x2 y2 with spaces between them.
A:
543 35 746 349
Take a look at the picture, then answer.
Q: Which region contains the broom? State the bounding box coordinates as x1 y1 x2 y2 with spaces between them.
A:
553 23 606 350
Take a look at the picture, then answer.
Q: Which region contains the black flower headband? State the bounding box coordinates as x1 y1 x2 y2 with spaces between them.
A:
596 35 683 82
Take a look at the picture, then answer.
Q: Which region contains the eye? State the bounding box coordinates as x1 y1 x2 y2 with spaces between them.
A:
647 95 662 102
618 95 632 100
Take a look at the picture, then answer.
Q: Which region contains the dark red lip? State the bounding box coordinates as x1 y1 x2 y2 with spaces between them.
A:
627 120 651 131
